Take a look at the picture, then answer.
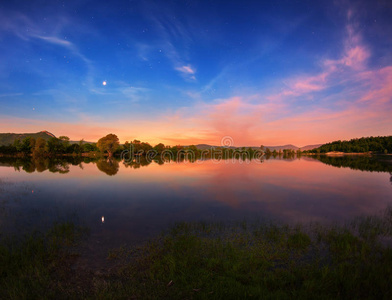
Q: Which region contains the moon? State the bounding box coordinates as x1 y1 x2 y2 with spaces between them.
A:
102 81 107 86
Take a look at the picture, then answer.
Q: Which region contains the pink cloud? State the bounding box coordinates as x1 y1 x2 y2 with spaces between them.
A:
341 46 370 68
272 30 369 103
358 66 392 104
285 72 329 96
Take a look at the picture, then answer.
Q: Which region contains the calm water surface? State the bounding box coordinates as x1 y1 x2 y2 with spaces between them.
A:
1 156 392 249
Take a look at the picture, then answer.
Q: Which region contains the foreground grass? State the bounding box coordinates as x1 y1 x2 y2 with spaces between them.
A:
103 211 392 300
0 222 86 299
2 210 392 299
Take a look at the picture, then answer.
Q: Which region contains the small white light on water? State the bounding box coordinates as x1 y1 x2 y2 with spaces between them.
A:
102 216 105 223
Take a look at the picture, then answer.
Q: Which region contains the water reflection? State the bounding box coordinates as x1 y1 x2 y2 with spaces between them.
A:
123 156 155 169
314 155 392 173
1 155 391 176
0 156 95 174
96 158 119 176
0 155 391 249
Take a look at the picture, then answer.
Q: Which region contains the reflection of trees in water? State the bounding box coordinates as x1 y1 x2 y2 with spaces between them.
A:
35 159 47 173
0 157 89 174
96 158 119 176
316 155 392 173
123 157 153 169
48 160 70 174
22 160 36 173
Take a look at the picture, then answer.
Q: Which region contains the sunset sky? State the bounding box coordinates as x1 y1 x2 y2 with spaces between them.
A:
1 0 391 146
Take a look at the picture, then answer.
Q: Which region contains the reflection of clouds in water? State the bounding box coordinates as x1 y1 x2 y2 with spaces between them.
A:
0 156 391 242
137 159 392 224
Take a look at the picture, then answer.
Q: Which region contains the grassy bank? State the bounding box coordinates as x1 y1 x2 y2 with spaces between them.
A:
2 211 392 299
0 222 87 299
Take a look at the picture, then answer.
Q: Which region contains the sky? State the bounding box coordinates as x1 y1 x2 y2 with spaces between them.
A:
0 0 391 147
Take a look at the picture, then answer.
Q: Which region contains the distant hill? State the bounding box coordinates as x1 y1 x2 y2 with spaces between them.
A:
0 131 56 146
194 144 322 151
300 144 323 151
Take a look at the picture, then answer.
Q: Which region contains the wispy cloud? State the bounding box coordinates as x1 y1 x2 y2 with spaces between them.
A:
90 82 150 104
0 9 95 91
265 6 372 106
140 1 196 80
176 65 195 74
33 35 72 47
175 65 196 80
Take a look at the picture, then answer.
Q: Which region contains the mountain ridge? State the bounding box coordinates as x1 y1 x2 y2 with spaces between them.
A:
0 131 56 146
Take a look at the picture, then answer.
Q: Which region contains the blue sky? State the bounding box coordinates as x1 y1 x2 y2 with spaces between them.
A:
1 0 391 146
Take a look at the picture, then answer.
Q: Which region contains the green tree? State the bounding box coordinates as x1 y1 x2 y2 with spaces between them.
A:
83 143 98 152
19 137 35 154
33 138 46 157
141 142 153 153
97 134 120 157
46 138 61 154
131 140 142 154
123 141 131 151
13 139 22 152
58 136 70 146
265 148 272 156
154 143 166 153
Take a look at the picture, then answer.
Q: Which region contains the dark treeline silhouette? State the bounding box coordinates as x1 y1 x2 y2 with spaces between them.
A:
306 136 392 154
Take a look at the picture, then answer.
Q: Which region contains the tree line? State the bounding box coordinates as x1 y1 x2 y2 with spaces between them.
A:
305 136 392 154
0 136 99 156
2 133 391 158
0 133 268 160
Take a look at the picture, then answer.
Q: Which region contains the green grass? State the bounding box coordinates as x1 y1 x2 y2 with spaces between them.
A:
103 214 392 299
0 222 87 299
2 211 392 299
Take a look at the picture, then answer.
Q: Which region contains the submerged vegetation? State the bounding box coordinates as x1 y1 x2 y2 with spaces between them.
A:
2 209 392 299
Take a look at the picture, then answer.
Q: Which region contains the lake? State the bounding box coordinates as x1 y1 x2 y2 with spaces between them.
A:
1 155 392 264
